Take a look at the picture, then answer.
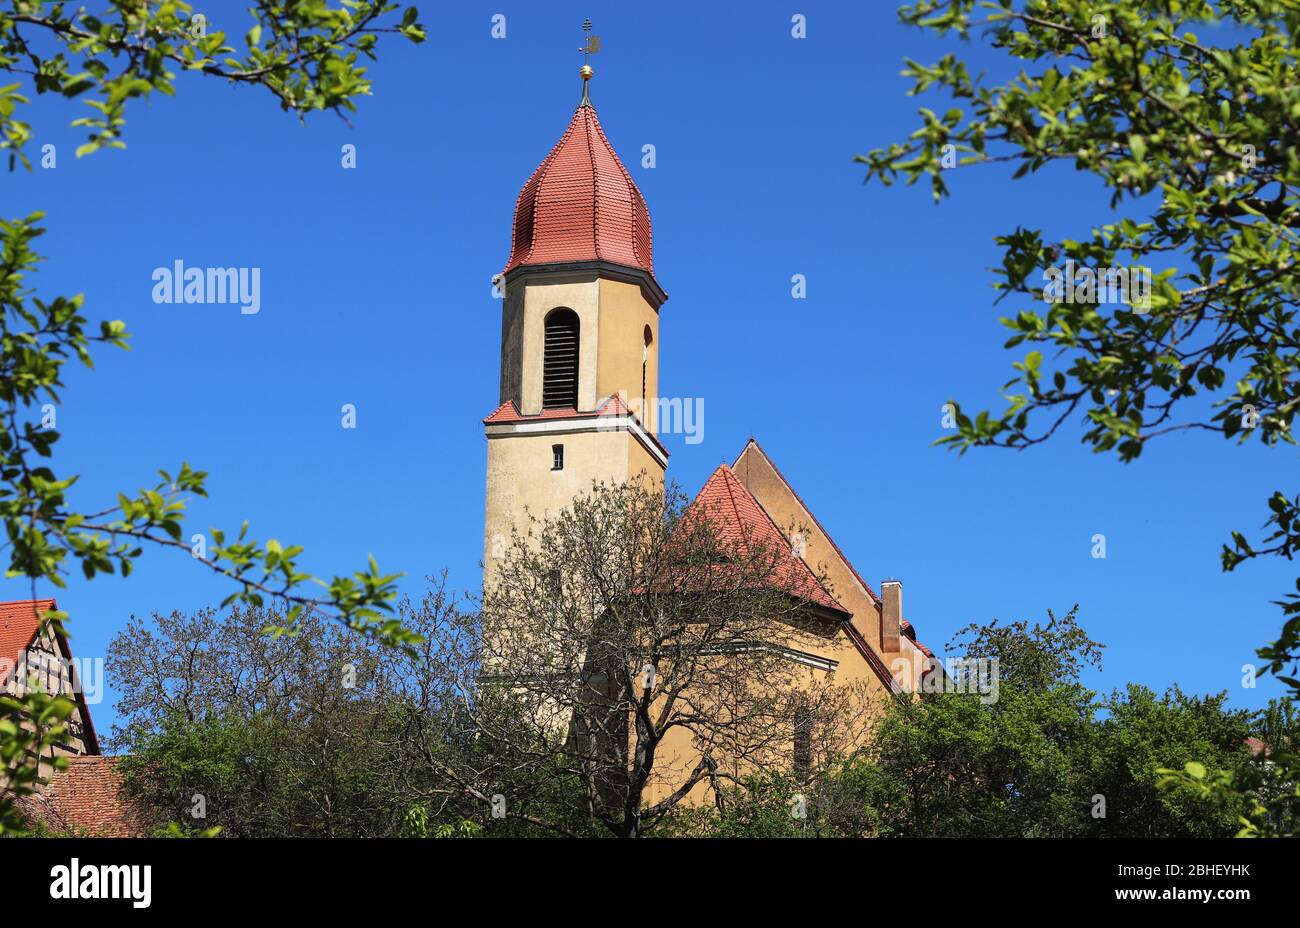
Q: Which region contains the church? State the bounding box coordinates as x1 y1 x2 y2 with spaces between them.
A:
480 61 937 800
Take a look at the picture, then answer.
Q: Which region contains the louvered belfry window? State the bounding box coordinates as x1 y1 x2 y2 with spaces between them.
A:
542 309 580 409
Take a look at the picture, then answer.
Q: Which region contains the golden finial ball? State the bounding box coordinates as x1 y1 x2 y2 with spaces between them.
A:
580 64 593 80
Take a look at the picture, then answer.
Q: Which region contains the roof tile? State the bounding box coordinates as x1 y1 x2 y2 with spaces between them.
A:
504 102 655 278
0 598 56 686
26 756 149 837
684 465 848 616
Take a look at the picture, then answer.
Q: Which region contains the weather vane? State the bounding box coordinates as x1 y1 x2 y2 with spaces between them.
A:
578 18 600 105
580 19 601 64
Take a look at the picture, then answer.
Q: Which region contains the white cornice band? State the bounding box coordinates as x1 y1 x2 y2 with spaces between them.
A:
485 414 669 469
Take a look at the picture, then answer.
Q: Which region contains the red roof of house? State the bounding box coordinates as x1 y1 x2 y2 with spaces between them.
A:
27 756 149 837
503 101 654 278
684 465 848 617
0 598 56 686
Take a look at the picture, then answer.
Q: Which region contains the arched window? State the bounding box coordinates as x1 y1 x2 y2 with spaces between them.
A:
642 325 653 406
542 308 580 409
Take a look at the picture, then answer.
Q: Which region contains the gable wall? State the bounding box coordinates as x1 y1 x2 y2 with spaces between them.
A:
2 625 97 781
732 443 911 695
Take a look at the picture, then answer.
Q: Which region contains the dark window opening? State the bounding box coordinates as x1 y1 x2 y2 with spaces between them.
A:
552 444 564 471
642 325 652 409
793 703 812 783
543 308 580 409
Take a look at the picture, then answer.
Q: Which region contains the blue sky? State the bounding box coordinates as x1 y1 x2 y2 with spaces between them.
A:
6 2 1290 733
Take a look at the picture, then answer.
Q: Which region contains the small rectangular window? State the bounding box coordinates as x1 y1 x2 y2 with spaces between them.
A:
552 444 564 471
794 703 812 783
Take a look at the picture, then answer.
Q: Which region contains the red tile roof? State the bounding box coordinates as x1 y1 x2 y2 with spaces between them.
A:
0 598 56 686
485 400 584 424
503 101 654 278
684 465 848 617
484 394 635 424
26 756 149 837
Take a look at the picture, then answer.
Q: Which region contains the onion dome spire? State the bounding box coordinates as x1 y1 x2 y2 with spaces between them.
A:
501 21 657 284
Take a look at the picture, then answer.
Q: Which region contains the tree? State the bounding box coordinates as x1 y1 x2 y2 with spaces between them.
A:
406 479 875 838
0 1 425 834
835 608 1253 836
110 600 446 837
852 608 1103 837
859 0 1298 831
109 590 1265 837
658 771 830 837
1094 684 1252 837
1159 695 1299 836
1244 698 1300 833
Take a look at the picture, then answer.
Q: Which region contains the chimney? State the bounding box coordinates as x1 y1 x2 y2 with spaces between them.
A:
880 579 902 652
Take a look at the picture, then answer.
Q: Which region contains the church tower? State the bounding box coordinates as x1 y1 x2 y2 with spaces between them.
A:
483 61 669 571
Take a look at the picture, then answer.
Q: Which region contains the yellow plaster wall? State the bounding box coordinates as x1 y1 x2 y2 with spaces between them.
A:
507 274 601 415
483 427 665 579
596 278 659 433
